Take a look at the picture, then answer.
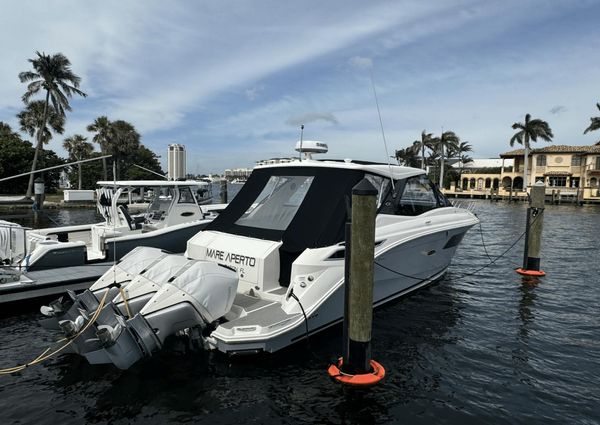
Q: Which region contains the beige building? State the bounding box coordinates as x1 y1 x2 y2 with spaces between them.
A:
445 143 600 202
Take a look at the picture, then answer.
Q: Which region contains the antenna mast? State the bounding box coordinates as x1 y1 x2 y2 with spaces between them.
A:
299 124 304 162
369 68 395 191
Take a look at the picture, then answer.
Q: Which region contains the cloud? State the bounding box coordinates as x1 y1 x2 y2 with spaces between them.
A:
349 56 373 70
285 112 339 126
549 105 567 115
245 85 264 101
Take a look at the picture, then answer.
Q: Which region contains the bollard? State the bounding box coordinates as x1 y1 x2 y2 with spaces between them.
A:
33 176 45 211
551 189 556 204
508 187 513 203
557 189 561 205
219 179 228 204
516 181 546 277
328 178 385 387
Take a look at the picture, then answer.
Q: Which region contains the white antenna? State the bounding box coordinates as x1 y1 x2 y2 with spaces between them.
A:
112 161 117 285
299 124 304 162
369 68 395 191
133 164 167 179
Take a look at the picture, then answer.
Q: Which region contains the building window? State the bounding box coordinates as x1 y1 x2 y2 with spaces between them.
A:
570 177 580 188
535 176 544 183
548 176 567 187
571 155 582 166
596 156 600 170
591 177 598 187
536 155 546 166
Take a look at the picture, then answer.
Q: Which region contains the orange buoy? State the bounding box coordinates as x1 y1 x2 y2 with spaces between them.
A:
327 357 385 387
515 268 546 277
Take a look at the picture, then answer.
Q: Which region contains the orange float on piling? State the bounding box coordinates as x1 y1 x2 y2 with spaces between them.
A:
328 357 385 387
516 268 546 277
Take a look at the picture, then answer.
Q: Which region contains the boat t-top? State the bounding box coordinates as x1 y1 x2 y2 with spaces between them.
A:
41 142 478 369
0 180 215 304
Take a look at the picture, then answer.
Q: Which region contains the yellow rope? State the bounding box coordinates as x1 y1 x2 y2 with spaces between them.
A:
0 289 110 375
118 286 132 319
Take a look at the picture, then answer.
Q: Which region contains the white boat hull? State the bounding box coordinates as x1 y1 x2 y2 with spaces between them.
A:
210 221 472 354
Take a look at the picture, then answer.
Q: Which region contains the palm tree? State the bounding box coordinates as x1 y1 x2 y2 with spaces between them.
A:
106 120 141 179
19 51 86 197
510 114 553 190
448 141 473 187
449 141 473 167
394 146 420 167
432 131 460 188
584 103 600 142
63 134 94 189
412 130 435 170
87 116 113 180
17 100 65 144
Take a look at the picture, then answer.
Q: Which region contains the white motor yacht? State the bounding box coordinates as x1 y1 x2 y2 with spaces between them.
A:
42 142 478 368
0 180 216 304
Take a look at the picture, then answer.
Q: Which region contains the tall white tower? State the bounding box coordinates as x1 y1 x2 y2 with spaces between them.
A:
167 144 186 180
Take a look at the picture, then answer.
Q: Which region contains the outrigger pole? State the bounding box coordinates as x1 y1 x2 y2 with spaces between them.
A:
0 155 112 183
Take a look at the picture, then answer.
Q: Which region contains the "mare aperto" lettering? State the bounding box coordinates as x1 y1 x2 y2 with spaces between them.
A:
206 248 256 267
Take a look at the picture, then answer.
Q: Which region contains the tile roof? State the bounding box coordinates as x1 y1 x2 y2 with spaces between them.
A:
500 144 600 157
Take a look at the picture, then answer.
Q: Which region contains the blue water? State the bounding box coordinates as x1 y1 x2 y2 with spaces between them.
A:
0 200 598 424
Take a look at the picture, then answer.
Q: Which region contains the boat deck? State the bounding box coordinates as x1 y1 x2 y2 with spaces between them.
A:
0 262 112 304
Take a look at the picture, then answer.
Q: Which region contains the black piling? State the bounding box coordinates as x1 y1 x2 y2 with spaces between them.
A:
220 179 228 204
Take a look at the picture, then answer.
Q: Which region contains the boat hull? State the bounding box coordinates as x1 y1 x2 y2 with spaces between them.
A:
211 223 472 354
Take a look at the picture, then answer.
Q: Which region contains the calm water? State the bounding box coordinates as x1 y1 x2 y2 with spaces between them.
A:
0 200 599 424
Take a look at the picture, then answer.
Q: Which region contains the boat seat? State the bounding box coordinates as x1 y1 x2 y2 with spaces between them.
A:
118 205 144 230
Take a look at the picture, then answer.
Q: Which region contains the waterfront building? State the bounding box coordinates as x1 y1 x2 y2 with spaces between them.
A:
444 142 600 202
223 167 252 181
255 157 296 166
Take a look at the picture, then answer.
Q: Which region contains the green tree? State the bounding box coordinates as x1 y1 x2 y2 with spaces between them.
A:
17 100 65 144
448 141 473 187
432 131 460 188
87 116 113 180
584 103 600 143
394 146 420 167
510 114 553 189
412 130 435 170
63 134 94 189
0 122 64 194
19 51 86 197
106 120 140 179
125 145 164 180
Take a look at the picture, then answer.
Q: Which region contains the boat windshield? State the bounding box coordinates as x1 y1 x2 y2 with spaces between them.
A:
235 175 314 230
148 187 174 213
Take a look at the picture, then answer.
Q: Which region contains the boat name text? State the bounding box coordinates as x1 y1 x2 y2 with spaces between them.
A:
206 248 256 267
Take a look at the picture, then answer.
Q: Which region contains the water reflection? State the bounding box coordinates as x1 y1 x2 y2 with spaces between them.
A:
518 277 540 339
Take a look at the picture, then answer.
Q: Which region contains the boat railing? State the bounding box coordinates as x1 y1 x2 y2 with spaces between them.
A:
0 222 32 269
452 200 476 213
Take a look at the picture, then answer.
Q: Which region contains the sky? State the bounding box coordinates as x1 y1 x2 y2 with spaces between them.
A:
1 0 599 174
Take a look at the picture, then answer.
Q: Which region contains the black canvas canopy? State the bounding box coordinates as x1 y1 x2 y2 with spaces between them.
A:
205 166 366 285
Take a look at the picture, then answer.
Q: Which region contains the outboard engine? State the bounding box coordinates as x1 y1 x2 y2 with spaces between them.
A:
40 247 168 330
83 261 238 370
62 255 196 356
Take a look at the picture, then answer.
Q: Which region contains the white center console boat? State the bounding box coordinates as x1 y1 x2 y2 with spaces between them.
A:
0 180 215 304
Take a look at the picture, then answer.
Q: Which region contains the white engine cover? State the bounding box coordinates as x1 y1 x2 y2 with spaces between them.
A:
186 231 281 292
91 246 167 291
140 261 238 323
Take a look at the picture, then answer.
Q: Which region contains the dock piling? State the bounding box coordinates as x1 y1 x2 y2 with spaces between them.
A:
328 178 385 386
517 181 546 277
33 177 45 211
220 179 228 204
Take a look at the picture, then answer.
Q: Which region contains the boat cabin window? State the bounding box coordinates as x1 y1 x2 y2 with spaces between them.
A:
178 186 196 204
379 174 450 216
235 175 314 231
364 174 392 208
399 175 439 215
